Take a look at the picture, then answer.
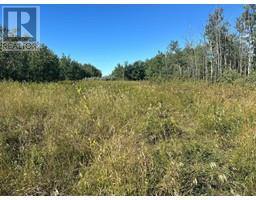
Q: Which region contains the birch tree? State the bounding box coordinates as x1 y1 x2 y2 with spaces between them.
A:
238 5 256 75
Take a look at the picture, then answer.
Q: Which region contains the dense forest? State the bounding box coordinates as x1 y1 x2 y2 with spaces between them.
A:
111 5 256 82
0 30 102 81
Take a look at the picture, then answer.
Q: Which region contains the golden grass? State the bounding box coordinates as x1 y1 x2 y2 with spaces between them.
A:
0 80 255 195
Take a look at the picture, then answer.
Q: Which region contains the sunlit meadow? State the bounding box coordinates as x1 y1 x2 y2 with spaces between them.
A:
0 80 255 195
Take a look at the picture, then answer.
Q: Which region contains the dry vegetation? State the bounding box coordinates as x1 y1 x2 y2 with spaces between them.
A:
0 80 255 195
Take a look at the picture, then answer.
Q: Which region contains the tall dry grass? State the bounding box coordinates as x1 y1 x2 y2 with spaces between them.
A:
0 80 255 195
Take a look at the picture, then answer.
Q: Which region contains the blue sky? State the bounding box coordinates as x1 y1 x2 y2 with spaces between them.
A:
1 4 244 75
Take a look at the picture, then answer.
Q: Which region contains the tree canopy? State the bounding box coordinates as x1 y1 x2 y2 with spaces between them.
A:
111 5 256 82
0 29 102 82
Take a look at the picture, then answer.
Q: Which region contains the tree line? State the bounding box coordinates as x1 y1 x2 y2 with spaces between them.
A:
0 29 102 82
111 5 256 82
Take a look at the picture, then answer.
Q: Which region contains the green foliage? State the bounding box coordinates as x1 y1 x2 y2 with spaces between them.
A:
218 69 241 84
107 6 256 83
0 39 102 82
145 52 166 79
245 71 256 83
125 61 146 80
111 64 125 80
111 61 145 80
27 45 60 81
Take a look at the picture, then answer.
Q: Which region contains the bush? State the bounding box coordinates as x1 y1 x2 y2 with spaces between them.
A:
245 71 256 84
218 69 241 84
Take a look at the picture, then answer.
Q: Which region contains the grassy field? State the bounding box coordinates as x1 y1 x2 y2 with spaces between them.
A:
0 80 255 195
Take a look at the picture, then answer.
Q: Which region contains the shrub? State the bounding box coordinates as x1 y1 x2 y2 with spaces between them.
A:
245 71 256 84
218 69 241 84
